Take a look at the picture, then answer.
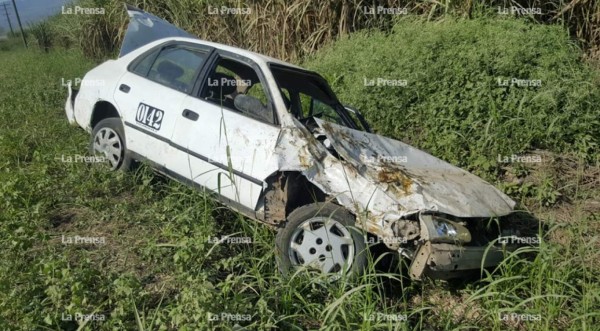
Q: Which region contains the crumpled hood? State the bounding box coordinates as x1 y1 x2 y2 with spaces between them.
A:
315 119 516 218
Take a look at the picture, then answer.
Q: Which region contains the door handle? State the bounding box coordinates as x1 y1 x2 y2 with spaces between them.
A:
182 109 199 121
119 84 130 93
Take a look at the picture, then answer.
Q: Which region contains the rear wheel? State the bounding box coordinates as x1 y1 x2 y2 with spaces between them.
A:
276 202 368 279
89 118 133 171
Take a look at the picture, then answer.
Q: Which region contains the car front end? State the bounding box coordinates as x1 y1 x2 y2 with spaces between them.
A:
282 116 522 280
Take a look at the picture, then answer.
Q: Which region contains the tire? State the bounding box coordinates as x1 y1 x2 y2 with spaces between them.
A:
89 118 134 171
276 202 368 279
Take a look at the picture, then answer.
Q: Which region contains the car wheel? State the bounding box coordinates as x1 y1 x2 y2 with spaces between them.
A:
276 202 368 279
89 118 133 171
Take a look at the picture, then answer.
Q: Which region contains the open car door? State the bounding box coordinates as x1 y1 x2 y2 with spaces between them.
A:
119 4 197 58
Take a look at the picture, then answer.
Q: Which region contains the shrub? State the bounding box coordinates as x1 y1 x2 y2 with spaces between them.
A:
305 17 600 178
29 21 54 53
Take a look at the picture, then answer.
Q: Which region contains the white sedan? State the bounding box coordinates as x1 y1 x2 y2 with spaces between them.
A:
65 5 520 280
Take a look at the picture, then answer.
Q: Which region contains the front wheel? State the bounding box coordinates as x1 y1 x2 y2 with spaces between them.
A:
89 118 133 171
275 202 368 279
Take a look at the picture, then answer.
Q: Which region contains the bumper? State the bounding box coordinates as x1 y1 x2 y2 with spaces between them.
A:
65 82 79 125
409 242 513 280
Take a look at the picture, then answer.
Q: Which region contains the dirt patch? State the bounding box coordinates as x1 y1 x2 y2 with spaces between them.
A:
47 206 94 229
501 150 600 209
44 205 156 279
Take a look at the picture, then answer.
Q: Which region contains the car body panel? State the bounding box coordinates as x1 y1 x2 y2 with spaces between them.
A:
174 95 281 208
313 119 516 218
115 71 187 167
71 60 127 132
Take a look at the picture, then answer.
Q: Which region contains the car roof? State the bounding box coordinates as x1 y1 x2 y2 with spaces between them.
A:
169 37 306 71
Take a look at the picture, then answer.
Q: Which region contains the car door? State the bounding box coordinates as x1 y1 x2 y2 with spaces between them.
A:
113 42 213 167
170 52 281 211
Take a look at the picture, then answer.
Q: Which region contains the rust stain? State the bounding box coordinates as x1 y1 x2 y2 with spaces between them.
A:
264 174 287 224
321 122 357 146
377 168 413 195
355 213 386 238
298 152 310 168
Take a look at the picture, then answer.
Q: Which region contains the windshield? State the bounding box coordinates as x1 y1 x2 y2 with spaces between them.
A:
269 64 360 129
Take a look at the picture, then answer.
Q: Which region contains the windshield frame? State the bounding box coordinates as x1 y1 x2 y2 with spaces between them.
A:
268 63 361 130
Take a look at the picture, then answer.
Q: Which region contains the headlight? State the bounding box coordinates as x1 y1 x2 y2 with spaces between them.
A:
419 214 471 244
433 219 457 237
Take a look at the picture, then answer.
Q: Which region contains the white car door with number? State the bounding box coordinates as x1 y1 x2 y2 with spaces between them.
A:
113 43 212 167
170 54 281 210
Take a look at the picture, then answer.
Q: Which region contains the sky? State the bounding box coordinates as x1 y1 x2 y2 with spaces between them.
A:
0 0 73 35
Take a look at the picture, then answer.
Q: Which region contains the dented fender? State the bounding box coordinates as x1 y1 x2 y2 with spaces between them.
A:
273 118 415 242
271 117 516 253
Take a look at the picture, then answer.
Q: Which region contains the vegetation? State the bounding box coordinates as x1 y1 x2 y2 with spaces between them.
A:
0 1 598 331
29 0 600 62
305 17 599 173
29 21 54 53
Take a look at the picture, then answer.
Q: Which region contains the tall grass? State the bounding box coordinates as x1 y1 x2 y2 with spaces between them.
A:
47 0 600 62
489 0 600 51
48 0 127 58
28 21 53 53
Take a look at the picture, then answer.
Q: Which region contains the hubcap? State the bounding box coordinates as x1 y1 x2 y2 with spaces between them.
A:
93 128 122 170
288 216 355 275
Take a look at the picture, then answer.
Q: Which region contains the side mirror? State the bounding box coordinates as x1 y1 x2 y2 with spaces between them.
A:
345 106 372 133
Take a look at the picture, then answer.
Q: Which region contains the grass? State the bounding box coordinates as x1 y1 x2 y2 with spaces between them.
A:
0 20 599 331
41 0 600 63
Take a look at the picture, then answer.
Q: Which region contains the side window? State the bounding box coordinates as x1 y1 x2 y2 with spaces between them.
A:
299 93 312 118
199 57 275 124
130 48 160 77
141 46 207 93
299 93 344 125
280 88 291 110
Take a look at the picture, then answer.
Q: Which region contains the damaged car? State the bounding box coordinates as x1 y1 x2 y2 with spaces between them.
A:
65 5 519 280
